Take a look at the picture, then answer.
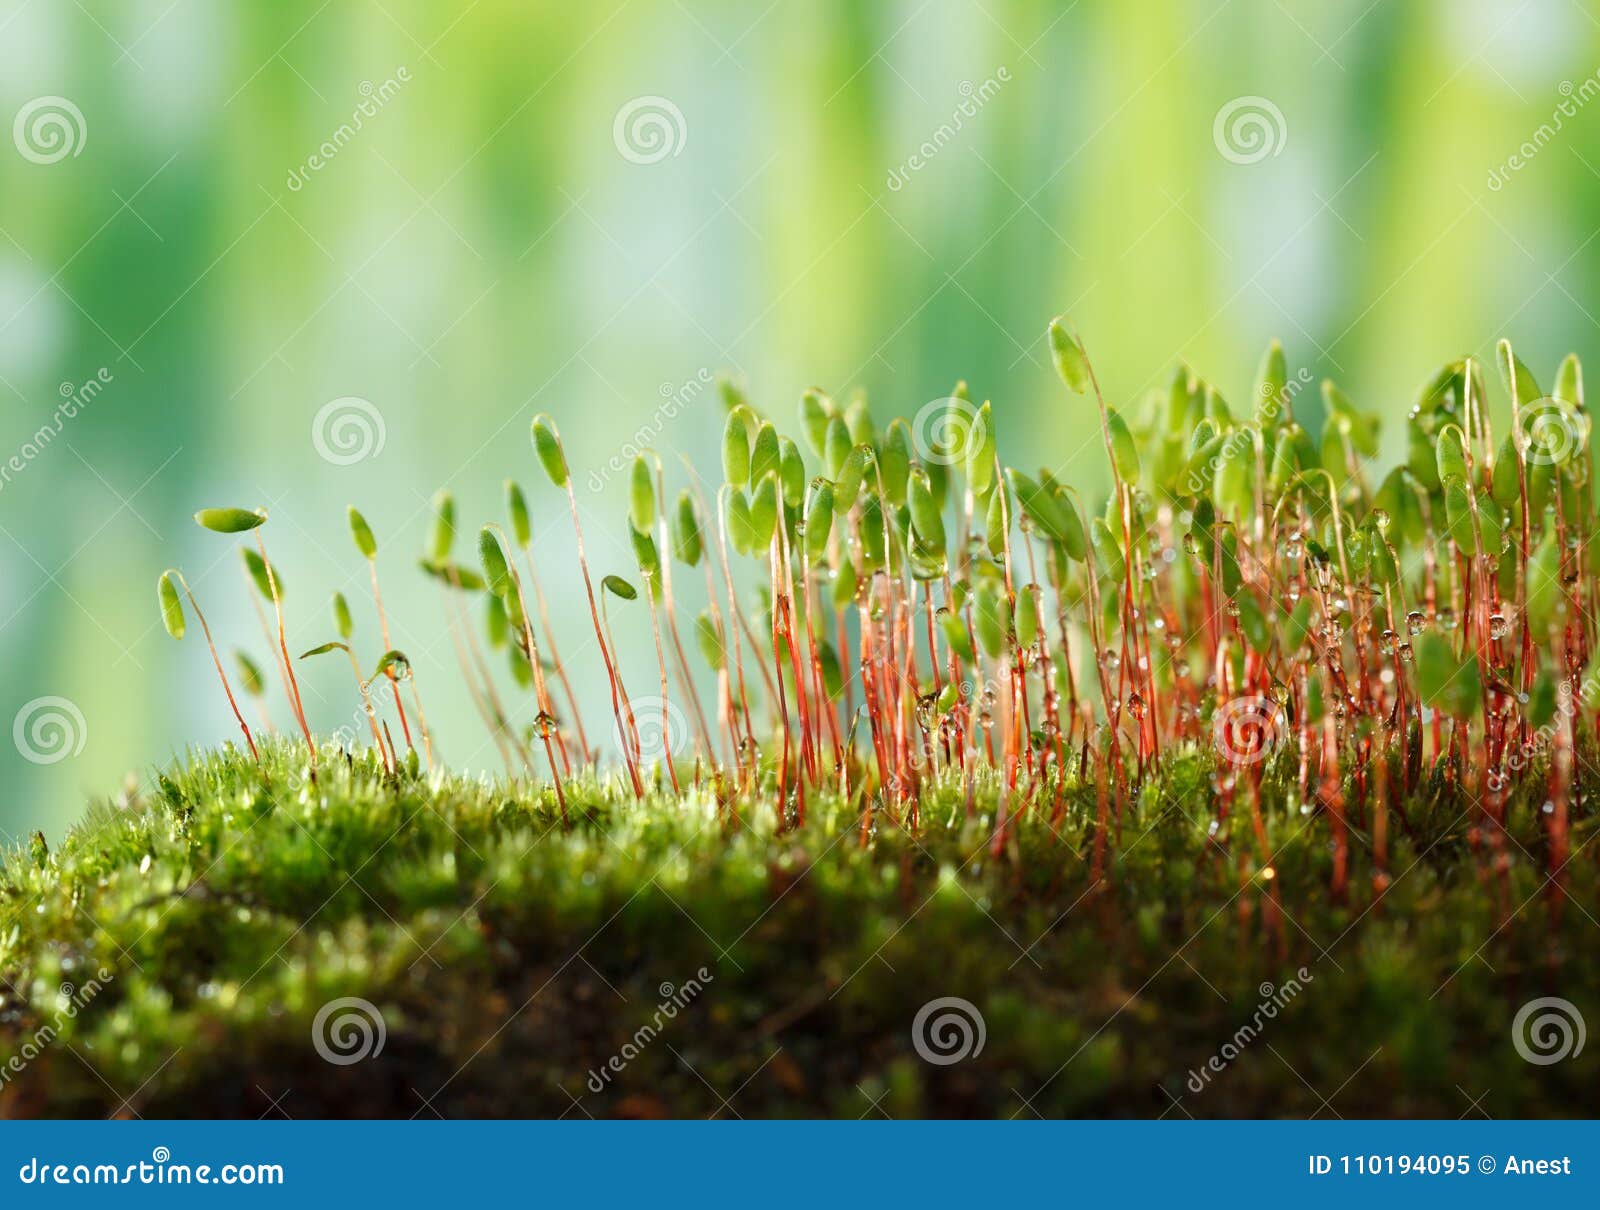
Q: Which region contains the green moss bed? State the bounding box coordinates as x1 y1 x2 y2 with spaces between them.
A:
2 739 1596 1118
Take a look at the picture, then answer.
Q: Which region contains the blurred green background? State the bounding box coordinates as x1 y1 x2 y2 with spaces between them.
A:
3 0 1598 837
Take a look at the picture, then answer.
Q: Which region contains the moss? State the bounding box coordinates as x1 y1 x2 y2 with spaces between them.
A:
1 738 1595 1118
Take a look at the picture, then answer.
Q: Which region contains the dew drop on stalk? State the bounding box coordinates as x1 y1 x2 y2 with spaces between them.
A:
1127 693 1146 720
1225 598 1240 618
535 711 559 740
1379 629 1396 656
1371 509 1390 532
1489 613 1509 640
1405 610 1425 635
1398 642 1414 663
1101 648 1121 673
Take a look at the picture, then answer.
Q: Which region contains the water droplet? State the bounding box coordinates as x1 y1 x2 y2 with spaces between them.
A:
1489 613 1509 640
534 711 559 739
1406 610 1425 635
1437 609 1458 632
1371 508 1390 532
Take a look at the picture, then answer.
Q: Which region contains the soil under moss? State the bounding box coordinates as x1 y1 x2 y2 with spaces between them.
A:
2 739 1596 1118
